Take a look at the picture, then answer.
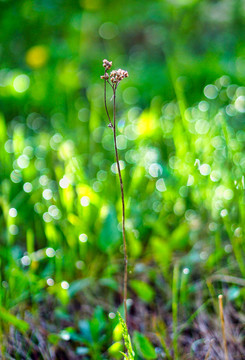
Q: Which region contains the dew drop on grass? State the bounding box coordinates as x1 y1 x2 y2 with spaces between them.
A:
39 175 49 186
4 140 14 153
80 196 90 207
220 209 228 217
9 208 17 217
42 189 53 200
234 227 242 237
17 155 29 169
46 248 56 258
47 278 54 286
93 180 102 192
23 182 33 193
108 312 116 319
204 84 218 99
187 174 194 186
156 178 166 192
199 164 211 176
235 95 245 113
149 163 163 178
13 74 30 93
79 234 88 243
223 189 233 200
210 170 221 182
34 202 44 214
97 170 107 181
10 170 22 183
48 205 61 219
194 159 200 168
21 255 31 266
43 212 52 223
198 101 209 112
195 119 210 134
61 281 69 290
75 261 84 270
116 135 127 150
9 224 18 235
59 176 69 189
183 268 190 275
111 161 125 174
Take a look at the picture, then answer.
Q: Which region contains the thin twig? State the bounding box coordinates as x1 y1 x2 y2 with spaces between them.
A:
218 294 229 360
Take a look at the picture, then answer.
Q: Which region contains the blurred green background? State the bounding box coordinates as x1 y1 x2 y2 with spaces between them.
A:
0 0 245 358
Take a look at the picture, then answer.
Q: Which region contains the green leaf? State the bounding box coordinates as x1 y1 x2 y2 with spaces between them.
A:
98 206 120 252
130 280 155 303
0 306 29 334
133 331 157 359
48 333 60 345
99 277 118 291
108 341 123 356
170 222 189 250
150 236 171 275
78 320 92 342
68 278 91 297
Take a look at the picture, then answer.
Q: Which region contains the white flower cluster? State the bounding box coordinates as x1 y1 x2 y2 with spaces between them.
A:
103 59 112 70
101 59 129 85
110 69 129 84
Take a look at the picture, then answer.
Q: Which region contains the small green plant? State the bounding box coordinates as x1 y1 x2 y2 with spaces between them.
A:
117 312 135 360
101 59 129 323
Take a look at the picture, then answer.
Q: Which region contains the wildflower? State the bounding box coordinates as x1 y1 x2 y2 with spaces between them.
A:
101 59 129 86
110 69 129 84
100 73 109 80
100 59 129 324
103 59 112 70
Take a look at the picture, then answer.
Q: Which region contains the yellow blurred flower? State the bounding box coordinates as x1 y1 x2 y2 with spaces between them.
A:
137 110 157 136
26 45 48 69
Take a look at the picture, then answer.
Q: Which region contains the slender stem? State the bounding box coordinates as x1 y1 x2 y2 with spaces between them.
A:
112 89 128 324
104 74 113 127
103 73 128 325
172 263 179 360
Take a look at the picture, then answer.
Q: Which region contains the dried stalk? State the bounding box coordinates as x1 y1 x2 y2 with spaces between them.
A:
218 294 229 360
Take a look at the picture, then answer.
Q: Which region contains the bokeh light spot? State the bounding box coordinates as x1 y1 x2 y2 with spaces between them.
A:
99 22 118 40
204 84 218 99
61 281 69 290
23 182 33 193
79 233 88 243
156 178 166 192
235 96 245 113
80 196 90 207
9 208 17 218
13 74 30 93
199 164 211 176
